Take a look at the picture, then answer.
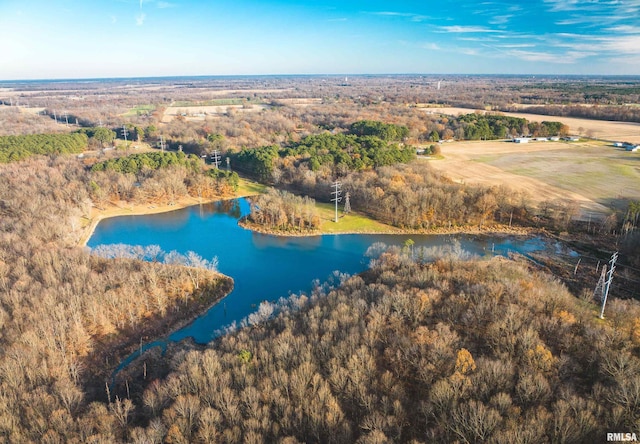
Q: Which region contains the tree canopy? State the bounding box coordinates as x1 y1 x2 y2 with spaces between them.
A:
90 151 200 174
349 120 409 141
0 133 87 163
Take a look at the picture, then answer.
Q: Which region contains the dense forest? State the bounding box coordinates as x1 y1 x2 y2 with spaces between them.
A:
87 151 239 206
0 157 233 442
0 132 87 162
91 151 201 174
245 189 320 233
117 248 640 443
457 114 569 140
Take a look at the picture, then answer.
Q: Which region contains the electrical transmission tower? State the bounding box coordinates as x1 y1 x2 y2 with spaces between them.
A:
599 252 618 319
159 136 165 151
343 192 351 214
211 150 221 169
331 180 342 223
226 157 230 173
593 265 607 302
122 125 129 143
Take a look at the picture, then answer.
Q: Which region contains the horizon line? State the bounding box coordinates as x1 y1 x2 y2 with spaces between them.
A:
2 73 640 83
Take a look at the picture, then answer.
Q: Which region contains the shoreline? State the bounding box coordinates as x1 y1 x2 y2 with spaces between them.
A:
83 195 541 247
85 272 234 396
80 194 243 247
238 218 540 238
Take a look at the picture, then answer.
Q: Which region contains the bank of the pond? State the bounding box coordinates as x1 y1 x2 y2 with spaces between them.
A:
85 274 233 394
79 178 266 246
238 217 539 238
80 196 219 246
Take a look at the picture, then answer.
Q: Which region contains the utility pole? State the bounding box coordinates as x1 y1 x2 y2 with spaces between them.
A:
64 111 69 127
160 135 165 151
599 252 618 319
331 180 342 223
122 125 129 143
226 157 230 173
211 149 221 169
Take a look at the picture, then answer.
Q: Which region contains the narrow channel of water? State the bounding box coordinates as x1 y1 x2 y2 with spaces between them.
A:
88 198 573 375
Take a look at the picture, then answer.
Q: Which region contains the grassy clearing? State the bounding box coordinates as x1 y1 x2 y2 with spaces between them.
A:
122 104 156 117
172 99 249 107
484 144 640 203
236 178 267 197
315 202 400 234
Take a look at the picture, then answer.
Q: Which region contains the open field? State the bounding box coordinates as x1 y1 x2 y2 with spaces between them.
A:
425 139 640 217
160 97 321 122
420 106 640 143
315 202 401 234
122 104 156 117
161 104 269 122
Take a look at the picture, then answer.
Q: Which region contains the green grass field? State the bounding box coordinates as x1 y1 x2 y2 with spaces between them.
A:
236 178 267 197
475 143 640 208
315 202 399 234
122 104 156 117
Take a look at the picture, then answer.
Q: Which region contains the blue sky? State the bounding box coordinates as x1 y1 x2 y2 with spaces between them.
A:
1 0 639 79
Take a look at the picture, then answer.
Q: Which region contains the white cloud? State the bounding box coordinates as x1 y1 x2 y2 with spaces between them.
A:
503 49 578 63
421 42 441 51
136 12 146 26
605 25 640 34
372 11 413 17
369 11 430 22
157 1 177 8
489 15 512 25
460 47 479 56
497 43 536 48
597 34 640 55
437 25 503 33
551 32 640 57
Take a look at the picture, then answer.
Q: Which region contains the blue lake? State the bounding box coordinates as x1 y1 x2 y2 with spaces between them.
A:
88 198 565 346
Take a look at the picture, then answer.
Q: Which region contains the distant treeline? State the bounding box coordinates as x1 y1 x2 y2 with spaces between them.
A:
504 104 640 124
0 133 87 163
456 113 568 140
91 151 201 174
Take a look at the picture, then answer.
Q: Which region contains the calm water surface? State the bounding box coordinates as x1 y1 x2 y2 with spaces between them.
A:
88 198 563 346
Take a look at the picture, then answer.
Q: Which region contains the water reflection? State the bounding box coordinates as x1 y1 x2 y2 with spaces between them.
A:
89 198 562 344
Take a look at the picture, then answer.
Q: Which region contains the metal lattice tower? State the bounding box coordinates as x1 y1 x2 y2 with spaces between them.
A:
343 192 351 214
599 252 618 319
593 265 607 302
